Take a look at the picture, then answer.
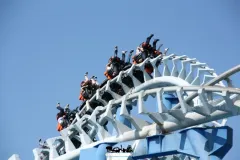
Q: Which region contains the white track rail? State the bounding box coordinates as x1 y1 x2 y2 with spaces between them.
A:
32 54 240 160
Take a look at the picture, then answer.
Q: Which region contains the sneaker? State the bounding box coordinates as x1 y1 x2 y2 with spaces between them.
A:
153 39 159 43
149 34 154 38
122 51 127 54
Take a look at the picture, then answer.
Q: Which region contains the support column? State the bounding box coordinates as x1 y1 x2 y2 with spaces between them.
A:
162 93 179 110
116 105 132 128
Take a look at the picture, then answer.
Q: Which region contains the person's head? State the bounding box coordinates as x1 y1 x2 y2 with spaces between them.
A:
81 81 85 87
142 42 148 48
109 57 113 63
56 113 61 120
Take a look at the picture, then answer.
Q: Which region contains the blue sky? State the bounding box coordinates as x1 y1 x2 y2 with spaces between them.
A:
0 0 239 159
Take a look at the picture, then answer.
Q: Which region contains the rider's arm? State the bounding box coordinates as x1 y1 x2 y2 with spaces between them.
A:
114 46 118 57
84 74 89 81
56 103 64 112
128 50 134 63
122 51 127 62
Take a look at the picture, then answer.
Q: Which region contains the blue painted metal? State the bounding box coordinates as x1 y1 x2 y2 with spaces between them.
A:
162 93 179 110
79 147 97 160
111 105 132 136
96 144 112 160
116 105 132 128
132 127 232 160
81 95 233 160
79 143 116 160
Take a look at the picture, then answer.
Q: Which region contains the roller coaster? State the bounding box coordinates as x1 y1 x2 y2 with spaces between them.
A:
9 38 240 160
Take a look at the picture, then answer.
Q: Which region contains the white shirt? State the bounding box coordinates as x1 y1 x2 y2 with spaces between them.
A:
135 47 143 55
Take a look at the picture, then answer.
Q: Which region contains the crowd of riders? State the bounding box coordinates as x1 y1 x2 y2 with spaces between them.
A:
55 34 164 132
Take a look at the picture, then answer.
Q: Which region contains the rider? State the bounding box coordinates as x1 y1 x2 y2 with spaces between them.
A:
133 34 162 74
79 72 99 101
133 47 145 64
104 46 122 79
104 47 134 79
56 103 69 131
68 106 79 124
137 34 161 59
141 34 154 52
121 50 134 67
39 139 49 149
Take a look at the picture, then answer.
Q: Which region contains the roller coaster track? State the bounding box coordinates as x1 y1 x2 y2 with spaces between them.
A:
30 53 240 160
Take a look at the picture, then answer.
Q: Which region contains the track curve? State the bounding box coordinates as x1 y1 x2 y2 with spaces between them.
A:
32 54 240 160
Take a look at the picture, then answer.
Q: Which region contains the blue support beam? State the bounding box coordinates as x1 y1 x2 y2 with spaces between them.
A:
132 127 233 160
79 127 232 160
162 93 179 110
79 143 116 160
116 105 132 128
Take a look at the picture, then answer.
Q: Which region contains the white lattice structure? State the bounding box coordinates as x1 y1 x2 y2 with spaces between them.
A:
11 53 240 160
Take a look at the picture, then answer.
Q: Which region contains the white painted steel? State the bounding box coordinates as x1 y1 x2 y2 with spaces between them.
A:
30 54 240 160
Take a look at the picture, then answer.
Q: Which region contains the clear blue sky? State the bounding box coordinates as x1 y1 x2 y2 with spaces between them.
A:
0 0 239 159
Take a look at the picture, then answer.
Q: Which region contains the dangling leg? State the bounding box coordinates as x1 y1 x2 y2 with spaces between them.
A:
142 34 154 50
151 39 160 58
153 39 159 50
146 34 154 44
157 44 163 51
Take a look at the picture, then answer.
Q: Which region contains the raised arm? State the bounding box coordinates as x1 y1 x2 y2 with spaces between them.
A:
114 46 118 57
122 51 127 62
128 50 134 63
56 103 64 112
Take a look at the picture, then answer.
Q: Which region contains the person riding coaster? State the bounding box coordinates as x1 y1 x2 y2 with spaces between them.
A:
67 106 79 124
132 34 163 74
56 103 70 131
104 46 134 80
79 72 99 101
